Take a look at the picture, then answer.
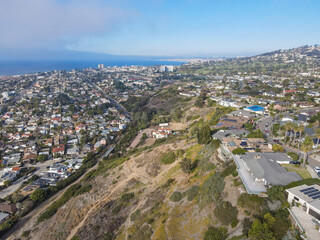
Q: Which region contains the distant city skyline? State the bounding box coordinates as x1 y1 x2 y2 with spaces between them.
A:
0 0 319 59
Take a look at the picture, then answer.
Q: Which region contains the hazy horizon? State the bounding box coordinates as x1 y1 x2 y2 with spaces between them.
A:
1 0 320 60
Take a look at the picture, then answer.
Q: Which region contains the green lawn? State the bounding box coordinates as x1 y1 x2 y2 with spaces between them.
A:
282 164 312 179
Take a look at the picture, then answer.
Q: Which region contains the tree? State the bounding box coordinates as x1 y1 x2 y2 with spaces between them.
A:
37 154 48 162
232 147 247 155
314 129 320 157
292 123 298 147
180 158 192 174
283 123 291 144
301 136 313 168
297 125 304 150
197 125 212 144
203 226 228 240
3 180 11 187
248 219 274 240
272 144 284 152
30 188 48 203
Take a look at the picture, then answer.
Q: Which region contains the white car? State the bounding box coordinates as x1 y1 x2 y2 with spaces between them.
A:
314 167 320 173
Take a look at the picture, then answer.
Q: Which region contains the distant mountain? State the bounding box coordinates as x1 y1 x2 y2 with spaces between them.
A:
0 49 180 61
252 44 320 60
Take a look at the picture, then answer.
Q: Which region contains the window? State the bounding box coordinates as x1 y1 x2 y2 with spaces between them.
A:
294 196 299 201
309 208 320 220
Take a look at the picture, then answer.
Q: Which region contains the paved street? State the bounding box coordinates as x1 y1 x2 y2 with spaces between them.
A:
257 114 320 178
0 160 59 199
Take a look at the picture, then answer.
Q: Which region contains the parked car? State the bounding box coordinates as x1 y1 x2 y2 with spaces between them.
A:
314 166 320 173
289 161 300 165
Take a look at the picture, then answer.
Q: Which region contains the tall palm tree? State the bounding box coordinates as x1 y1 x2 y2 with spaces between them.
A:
298 125 304 150
314 129 320 157
284 123 291 144
292 123 299 148
301 136 314 168
287 122 294 146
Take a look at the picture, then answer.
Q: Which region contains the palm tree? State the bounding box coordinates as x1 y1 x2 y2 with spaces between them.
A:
292 123 299 148
297 125 304 150
283 123 291 144
286 122 294 146
301 136 314 168
314 129 320 157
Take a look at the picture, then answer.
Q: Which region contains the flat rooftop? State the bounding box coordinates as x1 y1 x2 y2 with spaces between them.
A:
286 184 320 203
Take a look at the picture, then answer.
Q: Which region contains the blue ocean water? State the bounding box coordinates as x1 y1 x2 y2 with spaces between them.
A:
0 59 184 76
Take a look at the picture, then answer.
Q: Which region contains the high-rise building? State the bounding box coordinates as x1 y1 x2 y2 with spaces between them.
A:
98 64 105 69
160 65 174 72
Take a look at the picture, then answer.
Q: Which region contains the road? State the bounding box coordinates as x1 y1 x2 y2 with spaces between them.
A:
2 145 115 240
257 115 320 177
86 79 132 121
0 159 63 199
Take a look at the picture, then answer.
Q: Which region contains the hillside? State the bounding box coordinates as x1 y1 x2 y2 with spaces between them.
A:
179 44 320 76
6 90 299 240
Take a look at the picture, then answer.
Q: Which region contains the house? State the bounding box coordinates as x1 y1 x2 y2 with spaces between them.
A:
233 152 302 194
47 163 70 178
52 145 65 155
228 110 255 119
0 212 9 224
214 116 249 129
286 184 320 238
244 105 265 114
0 168 19 185
286 185 320 217
212 129 250 141
21 179 47 196
22 152 37 164
0 202 17 214
152 130 168 139
67 146 79 155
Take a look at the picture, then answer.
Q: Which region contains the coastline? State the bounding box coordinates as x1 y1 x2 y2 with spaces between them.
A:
0 59 185 76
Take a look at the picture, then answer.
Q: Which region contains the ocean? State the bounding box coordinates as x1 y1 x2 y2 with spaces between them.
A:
0 59 185 76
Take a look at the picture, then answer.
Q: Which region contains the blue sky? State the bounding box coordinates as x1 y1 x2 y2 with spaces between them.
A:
0 0 319 58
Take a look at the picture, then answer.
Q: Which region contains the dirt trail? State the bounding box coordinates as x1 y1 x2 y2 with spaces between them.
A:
66 160 154 240
66 155 180 240
66 174 134 240
4 154 103 240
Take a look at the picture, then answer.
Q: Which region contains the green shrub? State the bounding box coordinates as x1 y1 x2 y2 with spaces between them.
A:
161 178 175 189
287 152 299 161
247 129 264 138
169 191 183 202
186 185 200 201
285 178 320 189
161 151 176 164
214 201 238 225
130 209 141 222
199 173 225 207
232 148 247 155
203 226 228 240
221 164 236 177
30 188 48 204
22 230 31 237
231 219 239 228
237 193 267 212
272 144 285 152
38 184 92 222
197 125 212 144
120 192 135 202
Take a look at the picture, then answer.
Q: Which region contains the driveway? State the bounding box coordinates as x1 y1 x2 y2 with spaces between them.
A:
290 206 320 240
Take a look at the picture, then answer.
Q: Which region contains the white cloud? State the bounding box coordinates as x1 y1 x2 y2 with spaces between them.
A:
0 0 136 50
